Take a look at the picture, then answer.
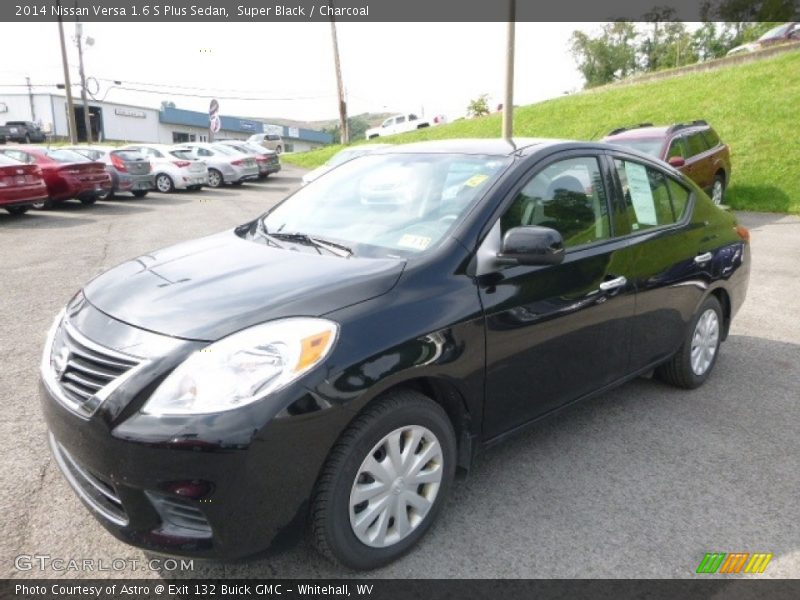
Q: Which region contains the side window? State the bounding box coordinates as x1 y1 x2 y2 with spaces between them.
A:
4 149 32 163
614 159 681 231
686 133 709 157
396 116 406 124
667 137 686 159
199 148 212 157
408 114 418 121
382 118 393 128
500 156 610 248
702 128 720 148
667 178 691 220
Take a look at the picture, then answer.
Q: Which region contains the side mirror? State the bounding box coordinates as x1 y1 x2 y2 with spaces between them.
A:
668 156 685 168
498 226 565 266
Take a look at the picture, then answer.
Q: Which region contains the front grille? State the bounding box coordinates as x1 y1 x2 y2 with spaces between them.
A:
49 434 129 526
147 493 213 538
52 321 141 409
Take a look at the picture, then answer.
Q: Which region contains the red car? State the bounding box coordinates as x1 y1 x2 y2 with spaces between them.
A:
0 153 49 215
603 120 732 204
0 146 112 209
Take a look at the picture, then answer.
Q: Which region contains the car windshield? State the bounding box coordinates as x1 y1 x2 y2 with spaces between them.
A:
45 149 91 163
607 137 664 157
759 23 792 40
261 153 511 258
326 148 369 167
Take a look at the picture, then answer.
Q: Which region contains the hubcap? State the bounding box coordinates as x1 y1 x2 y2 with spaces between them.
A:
209 171 221 187
712 180 723 205
691 309 719 375
156 175 171 192
349 425 443 548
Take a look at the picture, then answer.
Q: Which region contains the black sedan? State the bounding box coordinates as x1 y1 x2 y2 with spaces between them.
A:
40 139 750 570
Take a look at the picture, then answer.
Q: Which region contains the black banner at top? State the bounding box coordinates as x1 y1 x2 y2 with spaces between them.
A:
2 0 799 22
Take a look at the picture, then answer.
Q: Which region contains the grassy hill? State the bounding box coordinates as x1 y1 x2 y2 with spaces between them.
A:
285 49 800 214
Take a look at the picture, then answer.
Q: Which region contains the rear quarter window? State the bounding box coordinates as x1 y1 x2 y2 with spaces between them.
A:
702 128 721 148
686 133 709 157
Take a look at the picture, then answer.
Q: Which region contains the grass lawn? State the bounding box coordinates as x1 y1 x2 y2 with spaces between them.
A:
285 49 800 214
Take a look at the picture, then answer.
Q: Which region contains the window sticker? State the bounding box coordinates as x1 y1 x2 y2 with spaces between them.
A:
624 162 657 226
464 174 489 188
397 234 432 251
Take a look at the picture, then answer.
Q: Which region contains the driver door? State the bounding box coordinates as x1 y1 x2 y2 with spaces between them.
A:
479 152 637 438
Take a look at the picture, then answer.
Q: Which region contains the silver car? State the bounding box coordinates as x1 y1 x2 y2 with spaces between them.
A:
180 143 260 188
67 146 154 199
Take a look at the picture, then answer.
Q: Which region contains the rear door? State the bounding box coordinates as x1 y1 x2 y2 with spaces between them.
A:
480 151 638 437
683 131 713 189
607 152 709 370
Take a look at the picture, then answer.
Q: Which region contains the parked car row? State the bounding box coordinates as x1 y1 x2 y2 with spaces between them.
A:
0 140 281 215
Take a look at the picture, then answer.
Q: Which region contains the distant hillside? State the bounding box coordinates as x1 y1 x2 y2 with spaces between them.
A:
254 112 393 131
284 49 800 214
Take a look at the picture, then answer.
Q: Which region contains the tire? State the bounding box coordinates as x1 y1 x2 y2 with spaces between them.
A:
32 200 54 210
187 185 202 191
155 173 175 193
79 196 97 205
24 134 31 143
101 188 114 201
5 206 29 215
275 145 282 154
132 190 148 198
656 295 723 389
310 389 456 570
711 173 725 205
207 169 223 188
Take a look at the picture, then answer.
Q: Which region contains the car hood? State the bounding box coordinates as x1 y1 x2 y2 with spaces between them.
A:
83 230 406 341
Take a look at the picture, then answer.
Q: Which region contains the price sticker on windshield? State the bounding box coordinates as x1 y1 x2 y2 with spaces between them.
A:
464 174 489 187
397 234 432 251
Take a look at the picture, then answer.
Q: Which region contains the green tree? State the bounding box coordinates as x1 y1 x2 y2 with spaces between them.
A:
570 22 638 88
467 94 490 118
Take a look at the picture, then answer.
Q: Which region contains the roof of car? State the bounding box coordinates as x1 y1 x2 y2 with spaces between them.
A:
604 120 711 140
370 138 560 156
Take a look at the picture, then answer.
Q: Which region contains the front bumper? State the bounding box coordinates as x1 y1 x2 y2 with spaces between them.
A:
39 306 345 559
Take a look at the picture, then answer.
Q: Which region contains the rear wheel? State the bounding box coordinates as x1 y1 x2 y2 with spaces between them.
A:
207 169 223 188
32 200 54 210
711 173 725 205
656 295 723 389
310 390 456 570
5 206 29 215
132 190 148 198
155 173 175 193
275 145 283 154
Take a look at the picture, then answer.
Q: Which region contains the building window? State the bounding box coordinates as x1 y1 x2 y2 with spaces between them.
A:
284 143 294 153
173 132 194 144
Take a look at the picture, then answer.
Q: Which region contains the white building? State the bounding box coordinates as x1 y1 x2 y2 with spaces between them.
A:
0 93 332 151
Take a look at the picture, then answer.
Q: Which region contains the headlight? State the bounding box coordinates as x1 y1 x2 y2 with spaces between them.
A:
142 318 338 416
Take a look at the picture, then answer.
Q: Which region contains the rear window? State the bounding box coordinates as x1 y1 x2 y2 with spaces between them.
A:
213 145 240 156
266 134 281 140
170 150 193 160
607 137 664 157
702 128 721 148
0 153 22 166
614 159 690 232
45 149 90 163
111 150 146 161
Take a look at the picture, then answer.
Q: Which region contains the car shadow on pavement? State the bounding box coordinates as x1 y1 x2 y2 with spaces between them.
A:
729 184 794 215
0 213 98 229
147 334 799 579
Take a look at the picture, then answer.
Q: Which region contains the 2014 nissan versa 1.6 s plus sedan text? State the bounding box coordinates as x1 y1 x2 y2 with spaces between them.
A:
41 139 750 570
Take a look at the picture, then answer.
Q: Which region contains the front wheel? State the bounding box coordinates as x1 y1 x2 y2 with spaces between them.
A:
711 174 725 205
207 169 223 188
310 390 456 570
656 295 723 389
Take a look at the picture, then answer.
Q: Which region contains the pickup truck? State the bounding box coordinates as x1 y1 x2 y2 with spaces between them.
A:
365 113 445 140
2 121 47 143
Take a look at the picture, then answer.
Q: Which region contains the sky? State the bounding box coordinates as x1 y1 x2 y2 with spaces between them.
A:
0 22 597 124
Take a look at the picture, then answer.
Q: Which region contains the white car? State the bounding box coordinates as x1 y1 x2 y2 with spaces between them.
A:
365 113 446 140
179 143 260 188
122 144 208 193
301 144 393 186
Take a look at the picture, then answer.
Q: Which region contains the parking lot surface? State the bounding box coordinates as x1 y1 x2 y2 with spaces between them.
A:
2 166 798 579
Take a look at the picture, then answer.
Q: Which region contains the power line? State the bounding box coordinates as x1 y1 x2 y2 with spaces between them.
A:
94 76 330 98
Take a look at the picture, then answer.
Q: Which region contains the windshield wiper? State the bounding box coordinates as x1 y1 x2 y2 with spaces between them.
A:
269 231 353 258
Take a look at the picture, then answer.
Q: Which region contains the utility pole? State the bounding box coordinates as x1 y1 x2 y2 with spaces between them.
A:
75 20 92 143
56 0 78 143
501 0 516 140
329 2 348 145
26 77 36 121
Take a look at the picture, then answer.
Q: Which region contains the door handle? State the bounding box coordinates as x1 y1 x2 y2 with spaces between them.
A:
599 276 627 291
694 252 713 265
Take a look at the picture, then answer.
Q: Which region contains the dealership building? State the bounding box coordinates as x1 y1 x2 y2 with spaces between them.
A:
0 93 332 152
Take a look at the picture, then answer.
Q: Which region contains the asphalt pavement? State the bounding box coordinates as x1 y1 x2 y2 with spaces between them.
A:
1 166 798 579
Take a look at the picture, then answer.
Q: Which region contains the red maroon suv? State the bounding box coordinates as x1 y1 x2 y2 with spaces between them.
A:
603 120 731 204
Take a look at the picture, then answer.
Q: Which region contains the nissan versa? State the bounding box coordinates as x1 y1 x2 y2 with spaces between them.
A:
41 139 750 570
